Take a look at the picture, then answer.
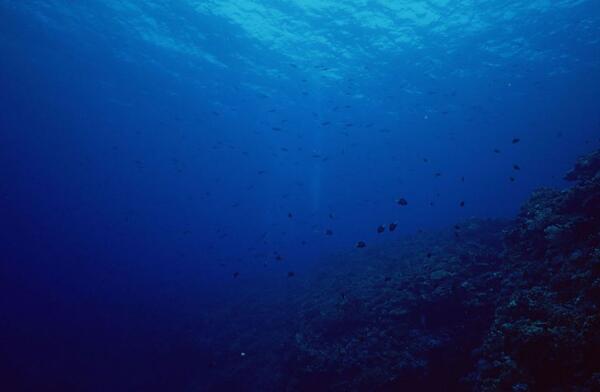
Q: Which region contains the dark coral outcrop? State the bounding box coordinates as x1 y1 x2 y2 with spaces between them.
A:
283 149 600 391
283 220 507 391
472 149 600 392
564 149 600 182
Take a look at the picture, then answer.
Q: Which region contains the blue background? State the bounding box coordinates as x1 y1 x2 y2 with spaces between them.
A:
1 1 599 390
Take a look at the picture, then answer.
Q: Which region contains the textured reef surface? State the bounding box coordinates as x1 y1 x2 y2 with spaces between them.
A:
281 149 600 391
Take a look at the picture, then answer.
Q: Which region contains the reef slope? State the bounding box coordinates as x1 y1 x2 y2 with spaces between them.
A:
284 149 600 391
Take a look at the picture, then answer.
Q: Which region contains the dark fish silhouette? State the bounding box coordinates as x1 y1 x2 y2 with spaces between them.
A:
512 138 520 144
287 271 295 277
233 272 240 278
460 201 465 207
510 176 515 182
325 229 333 236
396 198 408 206
288 212 293 218
355 241 366 248
513 164 520 170
494 148 501 153
389 222 397 231
377 225 385 233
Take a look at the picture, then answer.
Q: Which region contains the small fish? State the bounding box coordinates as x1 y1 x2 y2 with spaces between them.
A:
512 138 520 144
377 225 385 234
233 272 240 278
426 252 432 258
494 148 501 153
355 241 366 248
396 198 408 206
275 254 283 261
460 201 465 207
509 176 515 182
389 222 397 232
288 212 293 218
384 276 392 282
325 229 333 236
287 271 295 277
513 164 520 170
434 172 442 177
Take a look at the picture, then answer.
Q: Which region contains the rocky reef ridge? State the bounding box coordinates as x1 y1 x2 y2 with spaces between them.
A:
284 149 600 391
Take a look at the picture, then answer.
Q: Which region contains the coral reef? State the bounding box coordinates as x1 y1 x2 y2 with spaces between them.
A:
473 148 600 392
283 149 600 391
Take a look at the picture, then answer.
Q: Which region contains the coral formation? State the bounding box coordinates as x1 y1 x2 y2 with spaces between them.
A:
283 149 600 391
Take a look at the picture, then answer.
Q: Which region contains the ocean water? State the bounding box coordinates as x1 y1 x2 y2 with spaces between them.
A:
1 1 599 391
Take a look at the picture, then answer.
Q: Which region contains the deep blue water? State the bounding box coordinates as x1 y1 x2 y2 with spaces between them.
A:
1 1 599 391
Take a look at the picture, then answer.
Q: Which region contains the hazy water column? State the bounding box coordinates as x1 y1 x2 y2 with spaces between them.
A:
310 90 325 214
